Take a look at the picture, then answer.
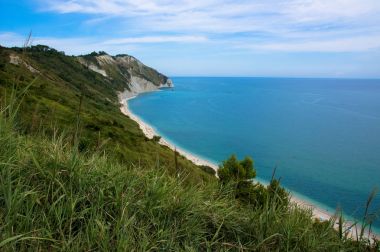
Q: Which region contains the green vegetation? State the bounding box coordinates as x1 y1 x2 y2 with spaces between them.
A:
1 95 379 251
0 45 379 251
218 155 289 208
0 45 210 184
152 135 161 143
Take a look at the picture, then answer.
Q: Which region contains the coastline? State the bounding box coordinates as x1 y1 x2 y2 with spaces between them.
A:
120 92 378 239
120 95 218 170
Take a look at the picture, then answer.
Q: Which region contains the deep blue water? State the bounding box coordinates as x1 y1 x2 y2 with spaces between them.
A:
129 77 380 231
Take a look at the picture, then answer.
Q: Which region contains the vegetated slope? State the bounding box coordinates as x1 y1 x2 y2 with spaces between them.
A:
1 104 377 251
0 45 212 183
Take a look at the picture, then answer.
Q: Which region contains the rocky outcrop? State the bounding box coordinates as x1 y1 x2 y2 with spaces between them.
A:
77 52 173 102
77 57 108 77
9 54 40 74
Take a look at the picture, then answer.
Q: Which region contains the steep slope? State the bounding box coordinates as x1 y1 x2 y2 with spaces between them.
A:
0 45 213 183
77 52 173 100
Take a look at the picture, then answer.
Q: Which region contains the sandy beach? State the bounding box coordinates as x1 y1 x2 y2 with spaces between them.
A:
120 96 218 170
120 94 378 240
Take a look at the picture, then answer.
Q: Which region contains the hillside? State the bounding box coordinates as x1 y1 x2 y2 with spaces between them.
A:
0 45 213 183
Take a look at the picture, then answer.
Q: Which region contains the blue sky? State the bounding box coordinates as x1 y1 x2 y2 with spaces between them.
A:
1 0 380 78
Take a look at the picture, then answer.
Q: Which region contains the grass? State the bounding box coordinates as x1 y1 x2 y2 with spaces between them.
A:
1 45 379 251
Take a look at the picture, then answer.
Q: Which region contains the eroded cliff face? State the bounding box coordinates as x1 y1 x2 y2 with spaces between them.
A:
9 54 40 74
119 76 173 100
77 53 173 102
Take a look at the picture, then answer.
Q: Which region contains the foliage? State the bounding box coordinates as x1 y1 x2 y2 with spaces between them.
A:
218 155 290 209
88 51 107 56
218 154 256 182
152 135 161 142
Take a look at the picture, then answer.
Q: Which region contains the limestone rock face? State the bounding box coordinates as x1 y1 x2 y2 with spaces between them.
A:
78 57 108 77
77 53 173 102
9 54 40 74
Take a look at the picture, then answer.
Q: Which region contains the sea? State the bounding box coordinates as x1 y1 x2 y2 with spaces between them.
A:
128 77 380 232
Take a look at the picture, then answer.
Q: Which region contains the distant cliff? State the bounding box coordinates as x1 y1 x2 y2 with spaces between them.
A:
4 45 173 104
77 52 173 101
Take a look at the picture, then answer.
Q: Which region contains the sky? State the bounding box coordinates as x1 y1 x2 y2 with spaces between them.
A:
1 0 380 78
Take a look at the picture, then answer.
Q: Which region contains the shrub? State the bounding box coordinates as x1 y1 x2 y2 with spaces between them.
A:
218 155 289 209
152 135 161 142
218 154 256 183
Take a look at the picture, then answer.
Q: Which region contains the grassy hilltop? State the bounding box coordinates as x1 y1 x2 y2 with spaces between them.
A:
0 45 378 251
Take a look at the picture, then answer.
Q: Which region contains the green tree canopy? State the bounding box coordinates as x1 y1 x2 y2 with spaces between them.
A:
217 155 289 208
217 154 256 183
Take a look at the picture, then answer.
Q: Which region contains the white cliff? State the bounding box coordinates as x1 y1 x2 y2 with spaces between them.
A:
77 52 174 102
118 76 173 101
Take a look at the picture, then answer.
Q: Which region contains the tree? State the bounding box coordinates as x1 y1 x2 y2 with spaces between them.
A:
152 135 161 143
218 154 256 183
218 155 258 204
218 154 288 208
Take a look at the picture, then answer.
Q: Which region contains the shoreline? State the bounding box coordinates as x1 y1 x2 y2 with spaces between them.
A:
120 95 218 170
120 92 378 240
120 94 332 220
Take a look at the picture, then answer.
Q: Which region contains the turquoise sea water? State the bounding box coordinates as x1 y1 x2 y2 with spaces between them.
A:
129 77 380 231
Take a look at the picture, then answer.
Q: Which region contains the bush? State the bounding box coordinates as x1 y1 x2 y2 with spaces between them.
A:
152 135 161 142
218 154 256 183
217 155 289 209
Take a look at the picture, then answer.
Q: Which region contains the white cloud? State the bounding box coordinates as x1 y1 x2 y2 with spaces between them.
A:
35 0 380 53
44 0 125 14
42 0 380 31
0 33 23 47
285 0 380 22
104 35 208 44
2 1 379 54
239 35 380 52
0 33 208 55
0 32 135 55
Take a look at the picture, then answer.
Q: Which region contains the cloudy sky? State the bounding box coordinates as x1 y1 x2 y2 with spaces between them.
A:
1 0 380 77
